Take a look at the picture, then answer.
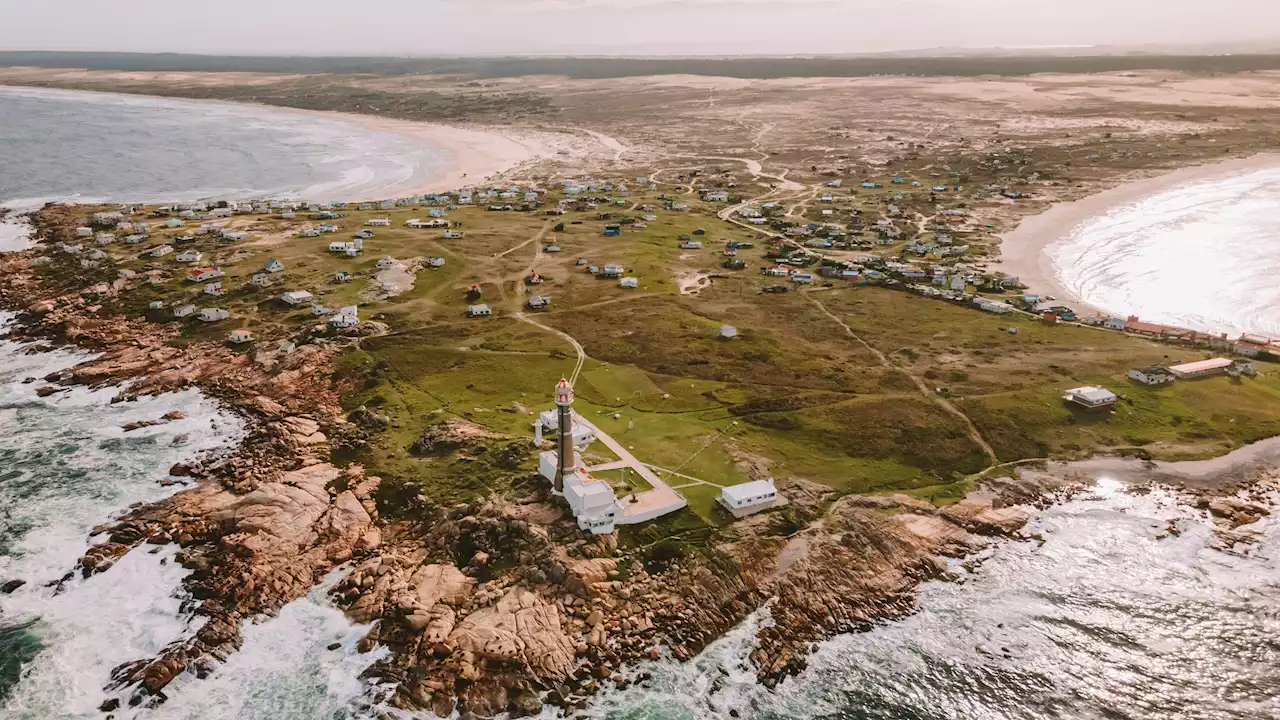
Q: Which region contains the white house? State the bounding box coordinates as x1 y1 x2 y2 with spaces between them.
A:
376 257 398 269
204 281 225 295
95 233 117 245
680 241 703 249
1064 386 1117 409
468 304 492 317
1128 367 1175 386
199 308 230 322
150 245 174 257
601 263 625 278
282 291 314 305
187 267 223 282
366 218 391 227
763 266 791 277
76 227 93 238
228 329 254 344
407 218 448 229
265 259 285 273
428 257 446 268
250 273 271 287
125 234 147 244
329 306 359 328
176 250 202 263
619 277 639 289
443 230 464 239
328 239 362 254
719 325 738 339
718 478 785 519
791 273 815 284
173 304 196 318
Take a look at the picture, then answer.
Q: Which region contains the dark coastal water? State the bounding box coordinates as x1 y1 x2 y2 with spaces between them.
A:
0 86 453 208
569 480 1280 720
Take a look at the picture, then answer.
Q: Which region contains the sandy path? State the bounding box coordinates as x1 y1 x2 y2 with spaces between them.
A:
805 289 998 467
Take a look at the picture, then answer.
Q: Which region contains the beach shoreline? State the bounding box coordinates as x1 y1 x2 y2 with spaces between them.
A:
996 153 1280 320
0 85 579 204
283 108 570 196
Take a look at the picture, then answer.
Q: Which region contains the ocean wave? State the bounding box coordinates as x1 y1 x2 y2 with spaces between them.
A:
0 87 453 207
1050 165 1280 337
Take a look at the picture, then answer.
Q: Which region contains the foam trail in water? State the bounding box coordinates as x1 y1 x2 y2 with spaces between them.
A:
141 570 391 720
0 326 245 713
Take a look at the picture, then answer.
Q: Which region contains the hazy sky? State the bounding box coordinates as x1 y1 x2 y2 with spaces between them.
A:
1 0 1277 56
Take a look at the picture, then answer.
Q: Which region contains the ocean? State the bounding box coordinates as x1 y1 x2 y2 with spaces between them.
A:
0 86 454 210
1049 164 1280 339
0 89 1278 718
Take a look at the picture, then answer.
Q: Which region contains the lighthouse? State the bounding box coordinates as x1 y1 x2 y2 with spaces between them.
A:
553 377 574 494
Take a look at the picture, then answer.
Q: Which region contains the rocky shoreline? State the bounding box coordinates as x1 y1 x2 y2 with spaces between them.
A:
2 205 1275 718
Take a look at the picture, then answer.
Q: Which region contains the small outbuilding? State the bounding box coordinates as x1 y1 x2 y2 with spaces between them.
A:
718 478 786 519
469 304 492 317
719 325 738 339
1064 386 1117 410
229 329 254 344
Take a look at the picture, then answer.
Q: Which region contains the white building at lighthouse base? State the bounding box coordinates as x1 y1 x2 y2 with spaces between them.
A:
538 450 623 534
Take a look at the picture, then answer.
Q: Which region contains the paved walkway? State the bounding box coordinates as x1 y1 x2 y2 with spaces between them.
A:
591 426 687 521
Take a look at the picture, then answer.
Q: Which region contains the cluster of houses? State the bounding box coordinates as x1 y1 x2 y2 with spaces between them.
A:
1082 315 1280 358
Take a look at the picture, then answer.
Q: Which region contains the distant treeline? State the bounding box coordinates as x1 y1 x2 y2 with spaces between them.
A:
5 51 1280 78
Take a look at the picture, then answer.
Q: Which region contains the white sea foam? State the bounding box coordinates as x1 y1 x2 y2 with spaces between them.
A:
0 325 246 716
0 86 452 207
1049 165 1280 338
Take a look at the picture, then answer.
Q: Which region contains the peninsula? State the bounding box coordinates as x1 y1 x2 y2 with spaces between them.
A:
3 54 1280 717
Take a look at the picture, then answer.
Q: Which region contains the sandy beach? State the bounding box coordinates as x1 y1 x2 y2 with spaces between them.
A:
996 153 1280 318
327 112 569 195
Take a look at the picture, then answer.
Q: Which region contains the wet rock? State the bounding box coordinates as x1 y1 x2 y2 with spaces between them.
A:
98 698 121 712
168 463 193 477
1 579 26 594
35 385 63 397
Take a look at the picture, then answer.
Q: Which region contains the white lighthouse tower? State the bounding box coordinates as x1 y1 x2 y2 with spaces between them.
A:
553 377 574 494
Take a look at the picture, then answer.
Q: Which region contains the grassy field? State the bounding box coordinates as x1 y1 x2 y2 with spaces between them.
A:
46 182 1280 539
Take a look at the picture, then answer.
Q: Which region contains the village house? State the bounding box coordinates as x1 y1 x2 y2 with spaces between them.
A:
407 218 448 229
329 239 363 255
601 263 625 278
334 271 352 283
619 277 639 289
149 300 165 310
95 233 118 245
427 257 446 268
526 272 544 285
265 259 285 273
680 240 703 249
366 218 391 227
173 304 196 318
125 234 147 245
199 308 230 323
176 250 202 263
228 329 253 344
204 281 225 296
282 291 314 306
528 295 551 310
719 325 738 339
444 230 464 239
250 273 271 287
330 306 360 328
1064 386 1117 410
718 478 786 519
376 257 398 270
762 265 791 277
150 245 174 258
187 267 223 282
1128 366 1175 386
468 304 492 317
